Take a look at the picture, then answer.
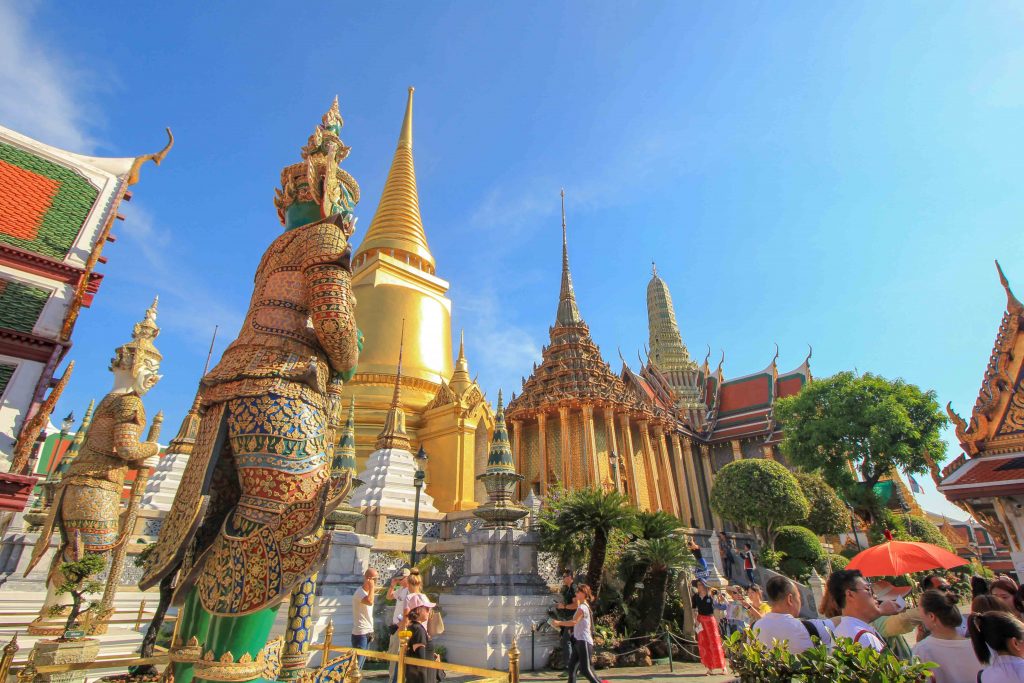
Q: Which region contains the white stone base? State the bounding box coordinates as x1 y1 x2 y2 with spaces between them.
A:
312 530 375 642
436 594 556 670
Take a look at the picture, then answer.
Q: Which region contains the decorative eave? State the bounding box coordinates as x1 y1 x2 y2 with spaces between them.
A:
0 327 63 363
947 261 1024 457
0 243 103 294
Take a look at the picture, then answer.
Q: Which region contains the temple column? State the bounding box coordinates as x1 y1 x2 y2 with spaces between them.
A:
700 445 724 529
537 411 548 496
762 445 775 460
604 410 622 494
619 414 641 507
654 426 680 517
731 440 743 462
558 405 572 488
682 440 708 529
511 418 523 497
670 434 693 526
638 420 661 511
582 404 600 488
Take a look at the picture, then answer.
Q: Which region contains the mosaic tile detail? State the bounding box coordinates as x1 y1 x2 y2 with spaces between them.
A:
384 517 440 539
0 142 99 259
0 278 50 333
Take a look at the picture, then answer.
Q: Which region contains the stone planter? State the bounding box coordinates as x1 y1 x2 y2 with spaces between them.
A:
29 638 101 683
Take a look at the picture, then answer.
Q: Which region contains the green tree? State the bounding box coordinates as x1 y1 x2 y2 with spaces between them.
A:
537 486 592 571
625 537 692 634
794 472 851 536
544 487 636 599
710 459 810 548
620 510 682 605
53 553 105 638
774 372 947 521
774 525 827 579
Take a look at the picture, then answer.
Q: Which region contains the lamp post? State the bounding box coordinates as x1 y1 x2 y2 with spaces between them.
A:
410 446 428 566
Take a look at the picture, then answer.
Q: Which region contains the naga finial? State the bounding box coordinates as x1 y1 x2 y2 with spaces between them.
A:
127 128 174 186
996 260 1024 313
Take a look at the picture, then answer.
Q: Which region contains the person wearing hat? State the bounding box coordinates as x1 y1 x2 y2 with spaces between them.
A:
404 593 440 683
691 578 727 676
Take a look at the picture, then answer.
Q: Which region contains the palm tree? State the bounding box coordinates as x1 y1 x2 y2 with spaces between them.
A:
626 536 692 634
621 510 681 603
555 488 636 599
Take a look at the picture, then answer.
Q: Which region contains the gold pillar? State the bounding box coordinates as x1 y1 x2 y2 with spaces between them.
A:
558 405 572 488
730 440 743 461
700 445 724 529
538 411 548 496
670 433 693 525
682 440 709 529
619 414 641 507
638 421 662 511
762 444 775 460
604 410 622 494
654 426 681 517
582 404 600 488
511 418 523 497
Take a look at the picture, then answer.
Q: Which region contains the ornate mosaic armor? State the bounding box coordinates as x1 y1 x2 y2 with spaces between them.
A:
139 99 361 683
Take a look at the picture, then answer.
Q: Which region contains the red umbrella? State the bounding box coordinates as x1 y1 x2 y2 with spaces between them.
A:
845 540 968 577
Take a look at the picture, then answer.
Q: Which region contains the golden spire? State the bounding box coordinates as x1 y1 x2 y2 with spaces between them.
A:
556 189 583 326
376 320 411 451
356 87 434 268
450 329 472 395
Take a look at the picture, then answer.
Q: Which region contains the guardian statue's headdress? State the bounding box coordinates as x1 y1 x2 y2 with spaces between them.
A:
274 97 361 229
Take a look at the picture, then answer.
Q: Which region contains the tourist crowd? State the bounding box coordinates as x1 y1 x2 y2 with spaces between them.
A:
690 567 1024 681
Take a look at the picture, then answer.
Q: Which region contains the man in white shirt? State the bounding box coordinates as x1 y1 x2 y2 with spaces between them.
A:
829 570 885 652
755 576 834 654
351 568 378 670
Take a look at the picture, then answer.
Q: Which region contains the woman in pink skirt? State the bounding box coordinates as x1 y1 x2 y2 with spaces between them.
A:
691 579 728 676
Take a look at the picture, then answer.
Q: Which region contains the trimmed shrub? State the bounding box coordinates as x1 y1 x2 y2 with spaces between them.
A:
774 528 823 573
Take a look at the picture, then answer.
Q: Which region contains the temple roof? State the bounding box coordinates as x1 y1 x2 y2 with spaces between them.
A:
356 88 435 269
507 197 645 418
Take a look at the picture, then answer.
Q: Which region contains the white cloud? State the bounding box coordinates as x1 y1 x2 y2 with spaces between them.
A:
454 285 541 400
117 205 245 350
0 1 98 152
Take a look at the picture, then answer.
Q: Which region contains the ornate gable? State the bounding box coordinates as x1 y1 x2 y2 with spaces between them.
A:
948 262 1024 456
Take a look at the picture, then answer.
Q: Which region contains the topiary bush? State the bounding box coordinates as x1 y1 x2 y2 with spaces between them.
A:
711 459 810 548
794 472 851 536
826 553 849 573
774 526 826 569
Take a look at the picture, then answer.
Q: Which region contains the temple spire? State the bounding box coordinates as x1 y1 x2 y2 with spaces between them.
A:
450 329 472 394
356 86 435 269
646 266 695 372
333 399 358 475
556 189 584 326
376 321 411 451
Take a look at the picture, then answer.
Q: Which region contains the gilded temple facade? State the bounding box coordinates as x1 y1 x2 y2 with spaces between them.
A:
342 89 493 513
508 198 812 527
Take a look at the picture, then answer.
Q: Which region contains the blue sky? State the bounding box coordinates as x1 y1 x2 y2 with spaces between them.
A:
4 1 1024 520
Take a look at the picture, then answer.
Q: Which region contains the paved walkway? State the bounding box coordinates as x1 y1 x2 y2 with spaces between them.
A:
518 664 733 683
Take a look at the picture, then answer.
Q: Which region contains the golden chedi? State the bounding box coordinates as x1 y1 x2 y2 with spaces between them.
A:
344 88 492 512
